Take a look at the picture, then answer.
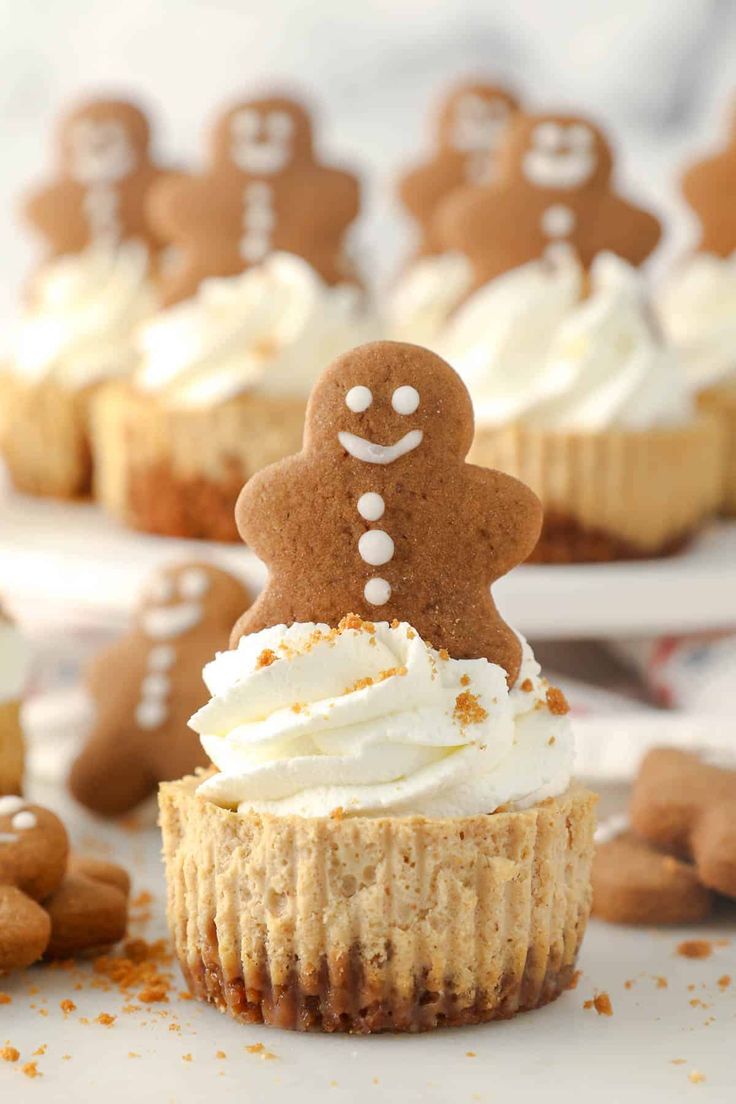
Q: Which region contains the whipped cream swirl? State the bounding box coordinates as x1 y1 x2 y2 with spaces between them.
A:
11 241 157 389
135 253 375 408
389 252 473 347
658 252 736 391
191 618 573 819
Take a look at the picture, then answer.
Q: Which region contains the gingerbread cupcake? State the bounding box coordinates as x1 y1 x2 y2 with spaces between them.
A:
0 604 30 796
92 253 376 540
658 105 736 516
159 341 596 1033
1 97 166 499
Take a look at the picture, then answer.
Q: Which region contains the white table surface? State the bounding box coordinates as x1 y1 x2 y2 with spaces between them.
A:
3 485 736 640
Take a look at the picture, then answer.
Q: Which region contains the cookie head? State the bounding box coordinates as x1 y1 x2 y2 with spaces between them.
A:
0 796 68 901
438 83 518 157
502 113 612 192
58 99 149 186
212 97 313 175
304 341 475 467
135 563 245 641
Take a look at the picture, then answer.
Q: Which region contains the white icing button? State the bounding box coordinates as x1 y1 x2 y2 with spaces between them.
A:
357 492 385 521
391 385 420 415
0 795 25 816
11 811 36 831
540 204 576 239
148 645 176 671
148 575 175 604
358 530 395 566
364 577 391 606
135 699 168 730
345 385 373 413
141 672 170 698
178 567 211 600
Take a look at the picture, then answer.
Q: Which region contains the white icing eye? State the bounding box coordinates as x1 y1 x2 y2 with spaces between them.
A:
268 111 293 139
148 575 175 604
364 577 391 606
12 811 37 831
0 795 24 817
391 386 420 415
179 567 211 600
357 492 385 521
346 386 373 413
534 122 562 151
569 123 593 150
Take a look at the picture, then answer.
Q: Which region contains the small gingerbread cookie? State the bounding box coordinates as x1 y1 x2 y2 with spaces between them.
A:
398 80 519 257
436 111 661 289
630 747 736 899
230 340 542 683
70 562 251 816
148 94 361 304
681 105 736 256
592 818 713 925
23 97 170 260
0 796 68 971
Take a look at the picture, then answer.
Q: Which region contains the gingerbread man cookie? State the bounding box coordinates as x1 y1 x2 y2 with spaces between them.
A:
70 562 251 816
148 95 361 304
44 856 130 960
231 341 542 683
398 80 519 257
436 111 661 288
592 816 713 925
0 796 68 971
23 97 169 260
681 107 736 255
630 748 736 899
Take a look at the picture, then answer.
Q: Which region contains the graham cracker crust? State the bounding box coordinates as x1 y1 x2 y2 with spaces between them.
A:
528 513 693 564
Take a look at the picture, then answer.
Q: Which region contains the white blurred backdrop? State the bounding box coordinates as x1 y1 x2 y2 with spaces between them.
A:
1 0 735 323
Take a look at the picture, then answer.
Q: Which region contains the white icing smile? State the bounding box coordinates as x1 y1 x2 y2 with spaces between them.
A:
337 429 423 465
142 602 202 639
522 122 596 191
230 109 294 175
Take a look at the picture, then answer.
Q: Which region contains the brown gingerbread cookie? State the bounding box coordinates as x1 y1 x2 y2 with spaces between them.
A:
398 80 519 257
436 111 661 289
44 855 130 960
148 95 361 304
0 796 68 971
592 817 713 925
681 106 736 255
70 562 251 816
630 748 736 899
23 97 170 260
230 340 542 683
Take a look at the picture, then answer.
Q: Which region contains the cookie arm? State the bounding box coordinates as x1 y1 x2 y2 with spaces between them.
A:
69 731 153 817
474 466 543 576
594 194 662 268
21 181 87 254
0 885 51 971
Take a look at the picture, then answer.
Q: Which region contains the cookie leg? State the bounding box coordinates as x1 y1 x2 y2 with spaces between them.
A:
692 806 736 899
44 870 129 959
69 737 153 817
0 886 50 971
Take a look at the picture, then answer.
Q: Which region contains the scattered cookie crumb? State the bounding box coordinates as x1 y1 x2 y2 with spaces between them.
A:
0 994 11 1005
246 1042 277 1060
22 1062 40 1079
453 690 488 726
717 975 731 990
0 1046 20 1063
465 1050 476 1058
520 678 533 692
60 999 76 1014
95 1013 116 1026
216 1050 226 1060
584 992 613 1016
624 980 635 990
654 976 668 989
128 1052 140 1059
182 1053 192 1062
671 1059 687 1065
677 940 712 959
688 1070 706 1085
32 1045 47 1057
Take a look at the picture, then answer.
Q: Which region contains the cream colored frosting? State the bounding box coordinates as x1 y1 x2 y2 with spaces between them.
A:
388 252 473 347
191 618 573 819
443 251 692 431
135 252 375 408
658 252 736 391
11 241 157 389
0 613 30 704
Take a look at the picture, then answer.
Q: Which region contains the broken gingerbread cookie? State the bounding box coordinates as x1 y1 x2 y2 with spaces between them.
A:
398 79 519 257
630 747 736 900
148 94 361 304
23 97 170 261
70 562 251 816
592 816 713 925
436 111 661 288
230 340 542 684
